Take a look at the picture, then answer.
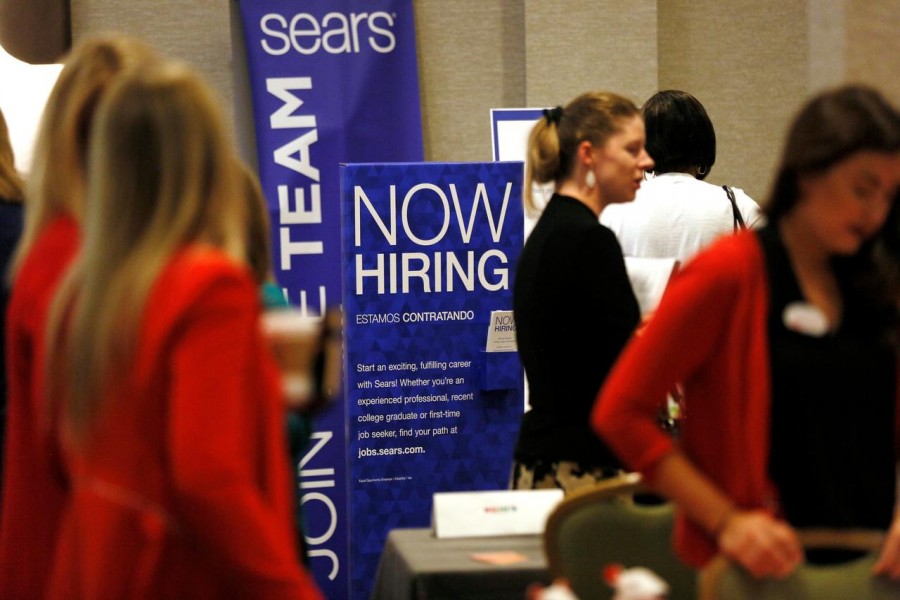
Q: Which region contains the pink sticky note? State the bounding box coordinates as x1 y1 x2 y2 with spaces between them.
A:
469 551 530 566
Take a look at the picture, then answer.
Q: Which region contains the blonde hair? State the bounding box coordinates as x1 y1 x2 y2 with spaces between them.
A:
524 91 640 212
239 161 275 286
0 106 24 202
10 34 159 276
48 61 246 436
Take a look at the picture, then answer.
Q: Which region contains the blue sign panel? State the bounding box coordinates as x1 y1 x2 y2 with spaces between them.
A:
236 2 423 598
341 162 524 599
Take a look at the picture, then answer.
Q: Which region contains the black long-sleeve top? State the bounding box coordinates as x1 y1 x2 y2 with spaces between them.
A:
513 194 640 466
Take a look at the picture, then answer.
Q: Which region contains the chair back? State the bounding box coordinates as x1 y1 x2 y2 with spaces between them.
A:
543 473 697 600
702 528 900 599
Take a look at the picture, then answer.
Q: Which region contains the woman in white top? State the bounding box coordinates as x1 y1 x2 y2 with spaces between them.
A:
601 90 764 264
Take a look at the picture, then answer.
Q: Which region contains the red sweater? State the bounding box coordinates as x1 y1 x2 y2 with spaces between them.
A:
46 248 322 599
593 231 786 567
0 215 80 599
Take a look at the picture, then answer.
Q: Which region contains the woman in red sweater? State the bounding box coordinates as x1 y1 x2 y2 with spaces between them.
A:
43 62 322 598
0 35 159 599
594 85 900 581
0 105 25 483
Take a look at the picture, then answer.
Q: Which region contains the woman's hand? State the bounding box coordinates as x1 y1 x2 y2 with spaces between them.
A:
717 509 803 579
873 513 900 578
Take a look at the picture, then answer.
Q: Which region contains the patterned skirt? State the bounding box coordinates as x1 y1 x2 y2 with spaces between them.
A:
510 460 624 495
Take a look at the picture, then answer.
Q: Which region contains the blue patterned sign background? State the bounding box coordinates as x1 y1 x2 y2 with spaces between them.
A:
341 162 524 599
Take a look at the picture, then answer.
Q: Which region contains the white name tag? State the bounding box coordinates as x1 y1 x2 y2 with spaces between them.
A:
432 489 564 538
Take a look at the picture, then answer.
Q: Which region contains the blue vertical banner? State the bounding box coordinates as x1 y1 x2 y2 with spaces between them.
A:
341 162 525 599
237 2 423 598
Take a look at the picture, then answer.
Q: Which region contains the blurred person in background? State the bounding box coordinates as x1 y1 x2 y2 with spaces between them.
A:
0 105 24 496
43 60 322 599
0 35 159 599
601 90 764 317
602 89 764 263
241 160 338 565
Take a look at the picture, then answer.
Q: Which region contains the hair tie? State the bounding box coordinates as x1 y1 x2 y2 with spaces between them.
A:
543 106 563 126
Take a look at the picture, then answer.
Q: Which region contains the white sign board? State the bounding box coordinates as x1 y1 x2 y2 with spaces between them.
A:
432 489 563 538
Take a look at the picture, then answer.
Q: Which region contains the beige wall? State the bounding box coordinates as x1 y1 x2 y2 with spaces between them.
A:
847 0 900 104
414 1 525 166
69 0 900 204
522 1 658 112
71 0 234 121
657 0 808 203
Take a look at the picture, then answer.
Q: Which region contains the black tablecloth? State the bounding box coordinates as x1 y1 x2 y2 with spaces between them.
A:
371 528 552 600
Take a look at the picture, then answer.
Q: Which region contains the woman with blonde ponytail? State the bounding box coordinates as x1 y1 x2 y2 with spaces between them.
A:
511 91 654 493
43 62 322 599
0 34 159 599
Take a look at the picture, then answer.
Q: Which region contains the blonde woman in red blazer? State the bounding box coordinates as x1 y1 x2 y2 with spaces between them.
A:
43 62 322 599
0 36 160 600
595 85 900 582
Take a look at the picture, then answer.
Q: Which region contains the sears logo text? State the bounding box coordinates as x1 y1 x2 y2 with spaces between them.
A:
260 11 397 56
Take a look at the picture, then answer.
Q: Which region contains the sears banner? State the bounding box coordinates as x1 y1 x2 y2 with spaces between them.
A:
341 162 525 599
237 2 423 598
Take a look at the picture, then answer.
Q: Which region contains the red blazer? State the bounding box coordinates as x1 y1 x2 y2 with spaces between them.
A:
0 214 80 599
46 248 322 599
593 231 783 568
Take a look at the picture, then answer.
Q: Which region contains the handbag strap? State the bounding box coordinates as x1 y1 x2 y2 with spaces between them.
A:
723 186 746 233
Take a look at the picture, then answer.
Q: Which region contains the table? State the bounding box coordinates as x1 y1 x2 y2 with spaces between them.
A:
371 528 552 600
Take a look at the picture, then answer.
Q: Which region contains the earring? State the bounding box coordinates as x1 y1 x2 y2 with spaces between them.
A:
697 165 708 176
585 169 596 189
